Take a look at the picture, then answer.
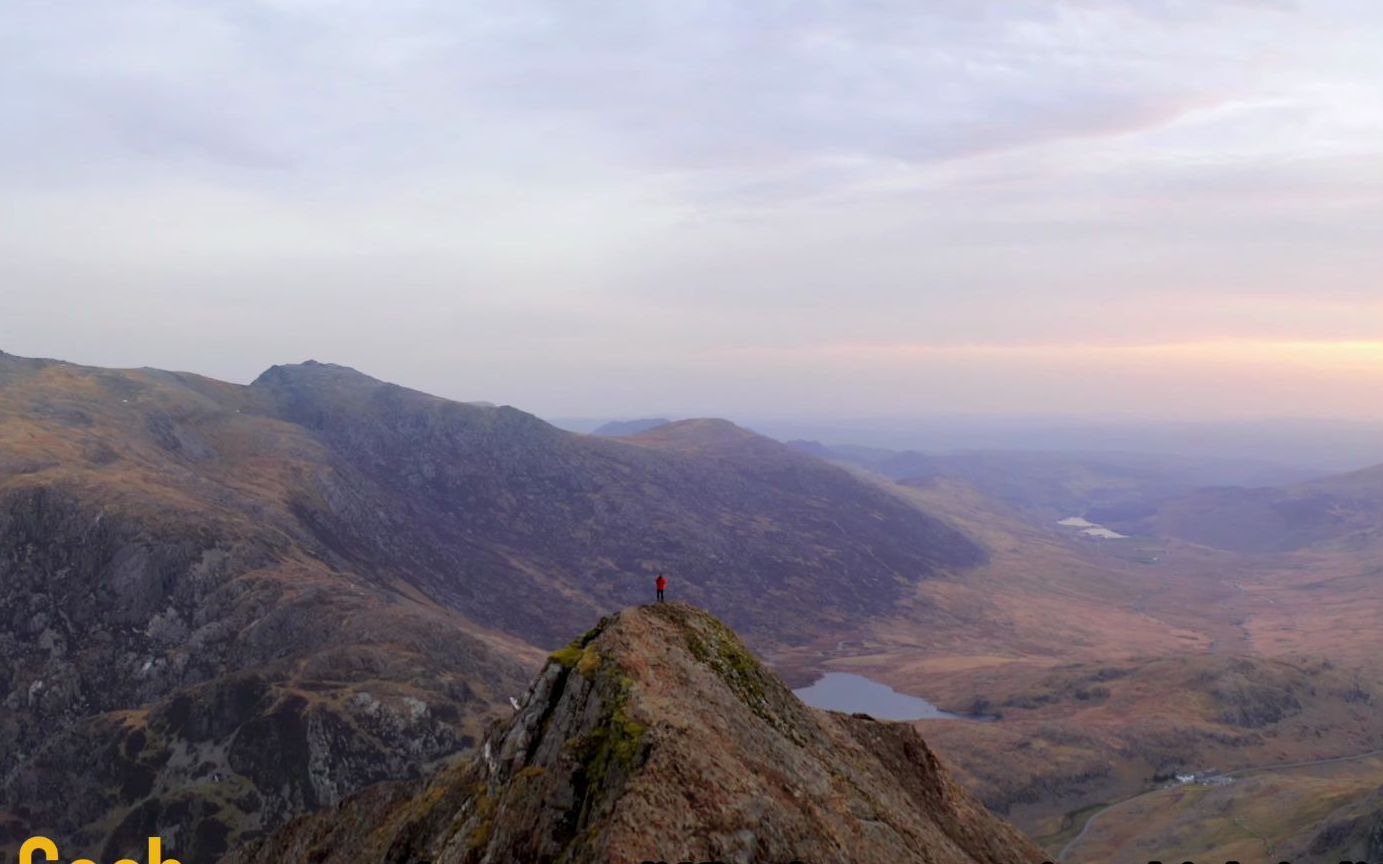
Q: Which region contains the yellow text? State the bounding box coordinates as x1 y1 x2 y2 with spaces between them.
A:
19 836 180 864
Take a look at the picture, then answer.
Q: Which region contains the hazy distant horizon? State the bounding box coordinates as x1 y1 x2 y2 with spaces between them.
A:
5 2 1383 423
8 343 1383 471
554 411 1383 474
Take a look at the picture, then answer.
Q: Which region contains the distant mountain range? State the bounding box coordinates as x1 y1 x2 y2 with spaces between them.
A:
590 417 669 437
791 437 1383 556
0 352 985 860
788 440 1316 525
756 415 1383 474
1131 465 1383 554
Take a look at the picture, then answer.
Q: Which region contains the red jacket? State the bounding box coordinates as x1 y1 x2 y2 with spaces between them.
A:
656 576 668 591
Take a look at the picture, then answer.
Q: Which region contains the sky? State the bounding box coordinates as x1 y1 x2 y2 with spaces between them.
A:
3 0 1383 421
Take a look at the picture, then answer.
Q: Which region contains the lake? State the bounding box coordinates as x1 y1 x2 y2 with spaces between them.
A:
1057 515 1128 539
792 672 967 721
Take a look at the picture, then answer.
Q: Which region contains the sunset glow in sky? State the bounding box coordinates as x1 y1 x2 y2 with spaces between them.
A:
3 1 1382 419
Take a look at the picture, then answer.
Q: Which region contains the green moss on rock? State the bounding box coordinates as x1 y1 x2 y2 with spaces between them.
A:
679 609 806 744
567 672 648 831
576 646 603 677
685 618 770 709
550 643 584 670
549 618 611 670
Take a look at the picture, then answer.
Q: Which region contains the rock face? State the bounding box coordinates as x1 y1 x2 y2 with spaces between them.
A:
0 356 535 861
232 604 1044 864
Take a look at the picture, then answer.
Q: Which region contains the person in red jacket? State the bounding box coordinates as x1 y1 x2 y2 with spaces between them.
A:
655 574 668 603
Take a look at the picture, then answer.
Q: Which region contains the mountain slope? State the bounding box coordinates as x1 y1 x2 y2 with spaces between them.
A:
231 604 1044 864
251 361 984 644
0 354 537 860
0 352 985 860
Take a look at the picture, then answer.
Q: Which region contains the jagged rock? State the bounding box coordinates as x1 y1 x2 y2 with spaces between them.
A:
230 605 1044 864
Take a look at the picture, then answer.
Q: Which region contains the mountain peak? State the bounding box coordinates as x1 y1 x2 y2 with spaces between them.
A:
250 360 378 389
627 417 764 452
232 604 1042 864
592 417 671 437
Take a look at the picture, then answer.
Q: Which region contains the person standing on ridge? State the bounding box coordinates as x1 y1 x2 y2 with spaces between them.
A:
655 573 668 603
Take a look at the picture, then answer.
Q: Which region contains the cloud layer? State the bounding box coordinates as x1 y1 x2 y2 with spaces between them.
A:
3 0 1382 419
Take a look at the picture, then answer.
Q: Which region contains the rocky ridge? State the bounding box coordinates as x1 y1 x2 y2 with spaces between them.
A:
232 604 1044 864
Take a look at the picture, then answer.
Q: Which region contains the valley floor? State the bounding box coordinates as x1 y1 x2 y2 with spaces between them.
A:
769 477 1383 862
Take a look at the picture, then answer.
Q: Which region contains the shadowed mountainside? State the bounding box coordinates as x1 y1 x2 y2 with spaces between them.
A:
230 604 1045 864
251 360 984 644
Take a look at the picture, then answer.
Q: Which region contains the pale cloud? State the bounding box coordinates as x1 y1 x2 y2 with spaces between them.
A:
1 0 1381 420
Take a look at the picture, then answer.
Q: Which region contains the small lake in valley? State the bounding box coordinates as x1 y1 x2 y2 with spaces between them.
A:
1057 515 1128 539
792 672 971 721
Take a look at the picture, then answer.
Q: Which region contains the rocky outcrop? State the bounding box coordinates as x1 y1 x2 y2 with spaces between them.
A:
0 480 526 862
1205 658 1305 728
231 604 1045 864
